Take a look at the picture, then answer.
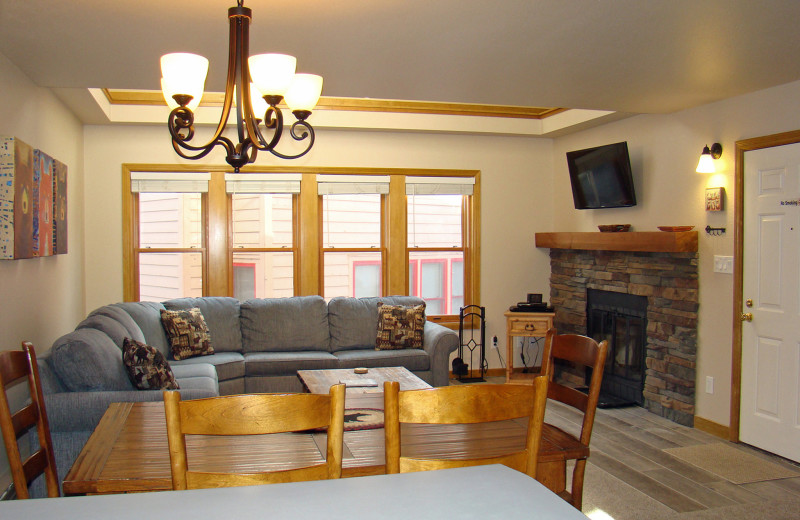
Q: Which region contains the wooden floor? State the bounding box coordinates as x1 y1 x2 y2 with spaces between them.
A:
453 377 800 520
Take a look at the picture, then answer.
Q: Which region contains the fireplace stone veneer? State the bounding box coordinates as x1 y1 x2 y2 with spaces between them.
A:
548 248 698 426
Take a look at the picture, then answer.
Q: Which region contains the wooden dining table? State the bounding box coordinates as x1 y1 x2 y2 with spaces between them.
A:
62 391 587 496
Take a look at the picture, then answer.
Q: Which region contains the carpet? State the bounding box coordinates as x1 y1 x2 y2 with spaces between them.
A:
342 408 384 431
663 442 800 484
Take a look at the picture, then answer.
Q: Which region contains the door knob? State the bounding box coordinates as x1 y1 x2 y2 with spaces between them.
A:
745 298 753 308
741 313 753 322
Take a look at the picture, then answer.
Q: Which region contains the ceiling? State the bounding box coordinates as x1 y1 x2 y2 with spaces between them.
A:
2 0 800 123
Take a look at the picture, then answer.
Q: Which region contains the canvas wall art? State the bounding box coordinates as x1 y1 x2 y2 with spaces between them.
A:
0 136 68 259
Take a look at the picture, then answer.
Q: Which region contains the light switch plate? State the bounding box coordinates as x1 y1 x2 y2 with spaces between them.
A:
713 255 733 274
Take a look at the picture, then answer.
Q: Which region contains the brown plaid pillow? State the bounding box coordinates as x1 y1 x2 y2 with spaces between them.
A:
375 302 426 350
122 338 179 390
160 307 214 360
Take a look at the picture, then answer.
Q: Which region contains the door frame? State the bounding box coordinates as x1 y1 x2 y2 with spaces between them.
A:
730 129 800 442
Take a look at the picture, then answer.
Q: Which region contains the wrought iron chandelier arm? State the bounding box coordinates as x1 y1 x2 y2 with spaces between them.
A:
267 120 316 160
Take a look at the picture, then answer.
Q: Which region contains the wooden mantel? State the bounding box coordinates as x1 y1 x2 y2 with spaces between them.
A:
535 231 698 253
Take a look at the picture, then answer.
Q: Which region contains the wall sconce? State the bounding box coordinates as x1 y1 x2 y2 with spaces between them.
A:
696 143 723 173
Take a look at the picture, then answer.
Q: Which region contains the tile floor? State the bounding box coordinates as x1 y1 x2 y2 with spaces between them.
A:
451 376 800 519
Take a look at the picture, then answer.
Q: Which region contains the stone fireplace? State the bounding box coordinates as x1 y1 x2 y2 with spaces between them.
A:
536 232 699 426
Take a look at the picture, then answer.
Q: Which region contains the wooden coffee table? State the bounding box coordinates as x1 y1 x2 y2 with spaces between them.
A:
297 366 431 396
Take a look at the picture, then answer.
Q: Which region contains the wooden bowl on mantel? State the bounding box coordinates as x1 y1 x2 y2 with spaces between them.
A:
598 224 631 232
657 226 694 232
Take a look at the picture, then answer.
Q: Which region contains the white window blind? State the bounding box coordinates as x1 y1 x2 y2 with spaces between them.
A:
225 173 302 193
130 172 210 193
406 176 475 195
317 174 390 195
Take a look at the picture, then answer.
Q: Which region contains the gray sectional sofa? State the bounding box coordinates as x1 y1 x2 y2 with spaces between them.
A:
36 294 458 494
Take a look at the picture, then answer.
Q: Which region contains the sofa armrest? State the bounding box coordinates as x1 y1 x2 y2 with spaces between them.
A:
44 388 218 433
422 321 459 387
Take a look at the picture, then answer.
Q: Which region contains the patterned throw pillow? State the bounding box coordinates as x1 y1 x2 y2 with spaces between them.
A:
160 308 214 360
122 338 179 390
375 302 426 350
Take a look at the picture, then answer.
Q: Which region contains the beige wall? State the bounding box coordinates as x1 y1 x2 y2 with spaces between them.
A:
82 124 555 368
0 51 85 483
0 53 85 355
550 79 800 426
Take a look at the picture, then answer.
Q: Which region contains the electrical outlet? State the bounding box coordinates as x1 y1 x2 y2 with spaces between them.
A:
492 336 498 349
705 376 714 394
713 255 733 274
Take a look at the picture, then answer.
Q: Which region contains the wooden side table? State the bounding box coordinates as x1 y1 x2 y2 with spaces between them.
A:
504 311 555 384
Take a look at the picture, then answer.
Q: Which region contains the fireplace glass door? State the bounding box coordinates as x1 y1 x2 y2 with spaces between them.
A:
587 289 647 407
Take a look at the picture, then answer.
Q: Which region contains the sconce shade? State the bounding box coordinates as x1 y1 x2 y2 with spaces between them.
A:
284 74 324 112
249 54 297 97
160 53 209 101
696 142 723 173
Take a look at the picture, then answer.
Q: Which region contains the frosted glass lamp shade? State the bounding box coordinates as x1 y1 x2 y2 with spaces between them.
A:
249 83 269 117
160 53 209 100
249 54 297 96
161 78 202 111
285 74 323 112
696 152 716 173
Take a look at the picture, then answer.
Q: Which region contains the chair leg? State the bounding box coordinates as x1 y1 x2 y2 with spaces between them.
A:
570 459 587 511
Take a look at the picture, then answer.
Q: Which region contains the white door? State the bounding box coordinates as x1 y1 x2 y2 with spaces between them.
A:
740 142 800 462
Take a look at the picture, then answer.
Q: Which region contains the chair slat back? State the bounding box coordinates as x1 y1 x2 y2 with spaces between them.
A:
0 342 60 499
164 384 345 490
385 377 548 478
539 328 609 511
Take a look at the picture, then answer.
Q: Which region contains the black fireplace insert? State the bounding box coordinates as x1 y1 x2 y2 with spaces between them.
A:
586 289 647 408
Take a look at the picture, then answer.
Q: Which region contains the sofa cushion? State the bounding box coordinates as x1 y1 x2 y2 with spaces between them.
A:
88 305 146 344
48 329 135 392
244 351 338 376
122 338 179 390
171 363 219 394
376 302 425 350
171 352 245 382
328 296 425 352
76 314 130 349
163 297 243 353
334 349 430 372
113 302 170 357
240 296 330 353
160 308 215 360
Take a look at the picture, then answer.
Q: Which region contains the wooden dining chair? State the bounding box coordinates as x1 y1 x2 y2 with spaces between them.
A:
384 376 549 477
0 342 60 499
163 384 345 490
539 328 608 511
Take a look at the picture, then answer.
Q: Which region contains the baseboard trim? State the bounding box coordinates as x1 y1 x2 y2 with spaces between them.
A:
693 415 730 439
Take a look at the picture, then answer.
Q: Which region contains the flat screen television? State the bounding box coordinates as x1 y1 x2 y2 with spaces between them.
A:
566 141 637 209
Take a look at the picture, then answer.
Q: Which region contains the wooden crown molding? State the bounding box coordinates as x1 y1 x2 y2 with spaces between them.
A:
102 88 565 120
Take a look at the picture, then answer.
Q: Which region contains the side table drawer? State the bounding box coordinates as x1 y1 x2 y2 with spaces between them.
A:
507 317 550 335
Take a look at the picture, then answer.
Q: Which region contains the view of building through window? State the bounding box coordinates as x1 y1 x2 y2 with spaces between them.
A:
130 171 476 318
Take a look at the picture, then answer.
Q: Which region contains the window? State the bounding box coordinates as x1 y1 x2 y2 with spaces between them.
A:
406 177 473 317
228 173 299 299
131 173 209 302
319 175 387 299
124 167 480 323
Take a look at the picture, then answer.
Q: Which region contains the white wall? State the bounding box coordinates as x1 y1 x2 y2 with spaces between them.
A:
0 51 85 487
550 79 800 426
82 124 555 369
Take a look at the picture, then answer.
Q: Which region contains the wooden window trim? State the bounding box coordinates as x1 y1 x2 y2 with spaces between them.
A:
123 165 480 311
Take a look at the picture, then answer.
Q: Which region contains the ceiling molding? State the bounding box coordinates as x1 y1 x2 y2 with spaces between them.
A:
101 89 566 120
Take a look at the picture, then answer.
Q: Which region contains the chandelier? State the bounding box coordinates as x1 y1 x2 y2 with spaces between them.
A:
160 1 323 171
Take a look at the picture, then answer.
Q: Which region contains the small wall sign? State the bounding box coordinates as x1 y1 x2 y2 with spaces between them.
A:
705 187 724 212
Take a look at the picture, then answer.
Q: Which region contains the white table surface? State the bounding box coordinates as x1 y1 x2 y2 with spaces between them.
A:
0 465 589 519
